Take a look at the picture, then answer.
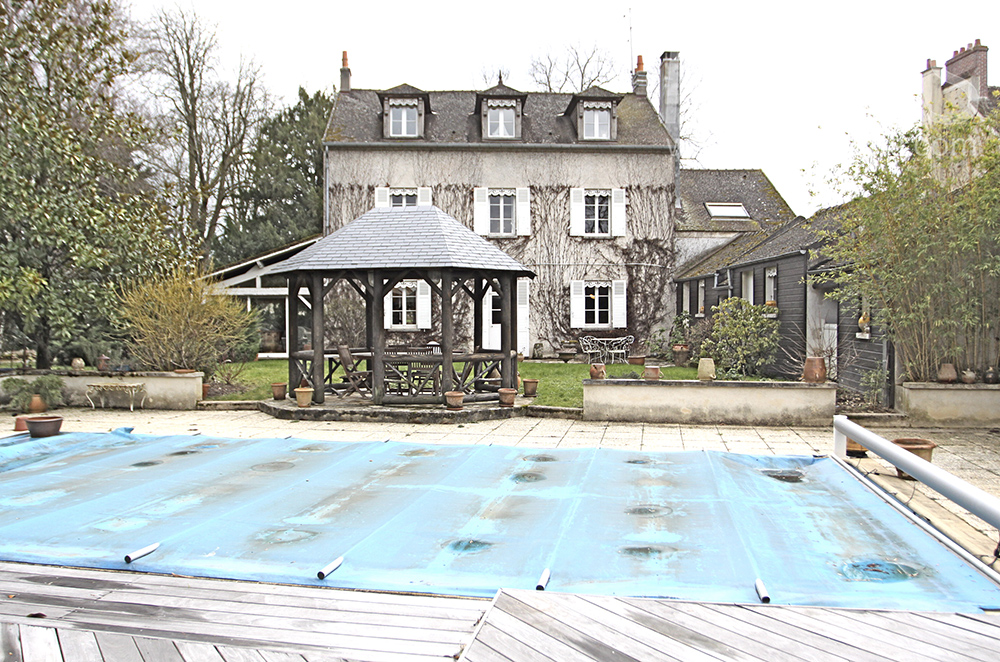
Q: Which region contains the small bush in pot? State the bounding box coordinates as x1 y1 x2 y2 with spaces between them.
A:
2 374 65 413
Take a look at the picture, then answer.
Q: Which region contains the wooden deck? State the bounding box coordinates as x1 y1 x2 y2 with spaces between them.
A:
460 588 1000 662
0 561 487 662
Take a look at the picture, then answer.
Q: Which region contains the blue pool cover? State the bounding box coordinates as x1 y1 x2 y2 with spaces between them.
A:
1 429 998 612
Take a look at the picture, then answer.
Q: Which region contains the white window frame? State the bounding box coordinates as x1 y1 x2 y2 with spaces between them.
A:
390 190 417 208
473 187 531 236
389 105 418 137
487 106 515 138
681 282 691 314
375 187 432 209
489 191 516 236
570 188 625 237
384 279 431 331
765 266 777 302
584 190 611 236
741 270 755 303
570 279 626 329
705 202 750 218
697 280 706 316
583 108 611 139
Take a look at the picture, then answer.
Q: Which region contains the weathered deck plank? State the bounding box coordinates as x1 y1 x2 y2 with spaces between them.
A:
462 590 1000 662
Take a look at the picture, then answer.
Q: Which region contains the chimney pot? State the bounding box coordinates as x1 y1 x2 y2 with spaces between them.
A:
636 55 644 73
340 51 351 93
975 38 981 47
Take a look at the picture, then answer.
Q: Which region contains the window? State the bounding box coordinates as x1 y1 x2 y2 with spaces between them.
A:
391 282 418 328
570 279 626 329
490 291 502 325
584 284 611 326
490 192 515 235
764 267 777 304
391 191 417 208
741 270 754 303
697 280 706 316
570 188 625 237
584 191 611 235
583 108 610 139
384 279 431 330
389 105 417 137
706 202 750 218
488 107 515 138
681 282 691 313
473 187 530 236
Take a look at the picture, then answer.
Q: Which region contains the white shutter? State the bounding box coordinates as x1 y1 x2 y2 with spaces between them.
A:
473 187 489 235
417 186 432 206
682 282 691 313
569 188 585 236
375 187 390 208
517 279 530 355
416 280 432 329
611 188 627 237
383 289 393 328
612 279 627 328
570 280 585 328
516 187 531 236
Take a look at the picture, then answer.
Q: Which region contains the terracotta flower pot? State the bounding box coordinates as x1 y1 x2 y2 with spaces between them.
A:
802 356 827 383
628 355 646 366
14 415 30 432
498 388 517 407
28 393 46 414
643 366 660 380
445 391 465 410
26 415 63 438
589 363 606 380
522 379 539 397
293 387 314 408
271 383 288 400
891 438 937 480
202 383 210 400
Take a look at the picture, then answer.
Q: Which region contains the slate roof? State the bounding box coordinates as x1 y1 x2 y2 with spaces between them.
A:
269 206 534 276
325 88 671 147
677 169 798 233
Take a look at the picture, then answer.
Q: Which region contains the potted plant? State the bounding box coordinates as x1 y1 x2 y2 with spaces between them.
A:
669 311 692 366
2 375 65 414
293 378 313 407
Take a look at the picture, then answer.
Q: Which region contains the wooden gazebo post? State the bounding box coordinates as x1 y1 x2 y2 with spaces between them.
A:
441 270 454 396
371 269 386 405
310 272 325 403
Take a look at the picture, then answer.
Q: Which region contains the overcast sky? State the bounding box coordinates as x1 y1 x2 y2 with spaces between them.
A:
127 1 999 216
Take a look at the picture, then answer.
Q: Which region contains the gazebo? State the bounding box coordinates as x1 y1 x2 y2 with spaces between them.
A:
268 206 535 406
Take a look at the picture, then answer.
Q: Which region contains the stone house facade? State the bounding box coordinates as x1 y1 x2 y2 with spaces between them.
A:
322 53 679 356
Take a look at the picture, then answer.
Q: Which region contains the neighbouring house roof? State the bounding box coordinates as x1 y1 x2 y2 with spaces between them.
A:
325 88 672 147
269 206 534 276
206 235 321 282
677 169 798 233
677 201 849 281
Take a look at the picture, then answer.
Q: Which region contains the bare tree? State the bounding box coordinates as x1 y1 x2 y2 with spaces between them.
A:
141 8 269 260
529 45 617 93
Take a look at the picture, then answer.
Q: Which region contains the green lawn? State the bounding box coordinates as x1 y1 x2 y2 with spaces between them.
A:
210 359 697 408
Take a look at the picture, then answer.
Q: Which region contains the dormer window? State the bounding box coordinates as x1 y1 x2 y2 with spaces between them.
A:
583 106 611 139
488 105 515 138
389 100 418 137
482 98 521 139
581 101 613 140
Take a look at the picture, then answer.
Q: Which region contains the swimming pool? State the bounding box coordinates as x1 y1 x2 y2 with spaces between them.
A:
1 429 998 612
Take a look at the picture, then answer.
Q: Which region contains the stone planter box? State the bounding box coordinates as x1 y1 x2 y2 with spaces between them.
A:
897 382 1000 427
2 371 203 410
583 379 836 426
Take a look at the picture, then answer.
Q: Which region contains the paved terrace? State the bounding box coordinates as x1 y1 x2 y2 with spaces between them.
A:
1 408 999 661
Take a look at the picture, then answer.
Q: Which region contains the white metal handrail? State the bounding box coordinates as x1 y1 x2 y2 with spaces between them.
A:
833 415 1000 532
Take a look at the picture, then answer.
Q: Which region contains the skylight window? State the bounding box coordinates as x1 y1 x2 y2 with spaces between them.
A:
705 202 750 218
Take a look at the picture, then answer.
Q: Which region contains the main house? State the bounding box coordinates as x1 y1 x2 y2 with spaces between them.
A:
321 53 680 356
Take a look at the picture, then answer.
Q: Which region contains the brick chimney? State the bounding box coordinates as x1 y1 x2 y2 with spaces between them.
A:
340 51 351 93
631 55 647 97
659 52 681 148
945 39 988 100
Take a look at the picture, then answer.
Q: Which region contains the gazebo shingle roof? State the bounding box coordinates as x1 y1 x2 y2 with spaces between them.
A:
269 206 534 276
